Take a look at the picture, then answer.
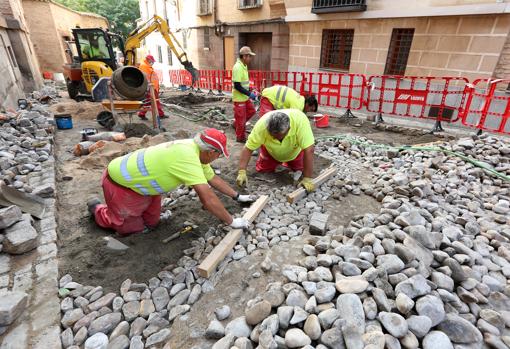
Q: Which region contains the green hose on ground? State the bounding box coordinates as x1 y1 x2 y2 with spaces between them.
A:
316 134 510 182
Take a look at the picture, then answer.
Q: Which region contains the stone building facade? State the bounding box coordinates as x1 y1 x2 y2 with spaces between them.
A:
285 0 510 81
0 0 43 110
139 0 289 86
140 0 510 85
22 0 109 74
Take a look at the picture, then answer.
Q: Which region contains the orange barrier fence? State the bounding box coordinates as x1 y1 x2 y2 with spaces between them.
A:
168 69 510 136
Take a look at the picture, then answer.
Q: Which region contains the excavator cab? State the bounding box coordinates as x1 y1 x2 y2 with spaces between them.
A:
63 28 125 100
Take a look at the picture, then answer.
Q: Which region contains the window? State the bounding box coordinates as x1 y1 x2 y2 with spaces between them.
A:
76 31 112 60
384 28 414 76
320 29 354 71
204 27 210 49
197 0 212 15
167 46 173 65
312 0 366 14
239 0 262 9
157 45 163 63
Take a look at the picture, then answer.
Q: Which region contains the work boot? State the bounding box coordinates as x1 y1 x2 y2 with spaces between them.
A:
87 198 101 216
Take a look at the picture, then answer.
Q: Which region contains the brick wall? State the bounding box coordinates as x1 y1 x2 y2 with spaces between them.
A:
288 14 510 80
22 0 108 73
22 1 63 73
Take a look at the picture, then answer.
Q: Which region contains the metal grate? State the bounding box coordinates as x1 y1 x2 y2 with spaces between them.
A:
320 29 354 71
384 28 414 76
239 0 263 9
312 0 366 14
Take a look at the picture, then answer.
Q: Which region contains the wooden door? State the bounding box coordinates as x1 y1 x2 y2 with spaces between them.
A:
223 37 235 70
244 33 272 71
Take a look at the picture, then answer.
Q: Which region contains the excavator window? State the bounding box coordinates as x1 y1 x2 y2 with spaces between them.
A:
76 32 111 60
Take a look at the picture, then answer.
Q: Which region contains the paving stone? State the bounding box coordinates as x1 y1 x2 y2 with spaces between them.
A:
145 328 171 347
88 312 122 336
3 214 38 254
0 205 22 229
106 334 129 349
309 213 329 235
0 323 28 348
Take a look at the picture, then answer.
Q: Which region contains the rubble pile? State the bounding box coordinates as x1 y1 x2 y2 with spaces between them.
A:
0 105 54 196
207 134 510 349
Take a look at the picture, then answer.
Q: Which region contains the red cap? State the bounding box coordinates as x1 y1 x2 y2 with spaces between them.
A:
146 55 156 63
200 128 230 158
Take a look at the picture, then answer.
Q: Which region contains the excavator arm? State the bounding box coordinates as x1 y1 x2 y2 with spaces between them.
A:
124 15 199 84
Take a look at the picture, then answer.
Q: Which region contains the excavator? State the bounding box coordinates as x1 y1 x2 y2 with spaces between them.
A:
63 15 199 101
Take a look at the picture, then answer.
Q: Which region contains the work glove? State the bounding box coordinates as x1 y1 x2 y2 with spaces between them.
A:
249 91 258 101
299 177 315 193
236 169 248 187
236 194 256 203
230 217 250 229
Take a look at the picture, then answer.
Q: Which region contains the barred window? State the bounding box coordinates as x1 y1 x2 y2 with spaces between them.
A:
320 29 354 71
384 28 414 76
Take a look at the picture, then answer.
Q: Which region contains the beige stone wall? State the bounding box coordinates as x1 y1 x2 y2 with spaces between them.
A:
21 1 62 73
49 2 108 38
288 14 510 80
286 0 502 12
22 0 108 73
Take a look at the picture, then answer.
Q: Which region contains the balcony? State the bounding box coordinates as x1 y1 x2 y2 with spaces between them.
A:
311 0 367 14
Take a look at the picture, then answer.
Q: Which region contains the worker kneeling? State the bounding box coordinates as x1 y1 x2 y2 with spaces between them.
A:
88 128 254 236
259 85 318 117
236 110 316 193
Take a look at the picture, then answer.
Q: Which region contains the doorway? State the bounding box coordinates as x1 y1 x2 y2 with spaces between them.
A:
223 36 235 70
239 33 272 71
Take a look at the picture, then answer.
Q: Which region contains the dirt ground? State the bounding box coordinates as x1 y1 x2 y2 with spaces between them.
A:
53 90 452 296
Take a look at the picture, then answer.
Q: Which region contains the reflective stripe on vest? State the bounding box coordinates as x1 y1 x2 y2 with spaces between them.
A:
120 153 133 181
275 86 289 109
119 150 165 195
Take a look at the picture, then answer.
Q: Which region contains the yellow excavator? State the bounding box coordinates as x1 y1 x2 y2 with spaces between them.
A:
63 15 199 101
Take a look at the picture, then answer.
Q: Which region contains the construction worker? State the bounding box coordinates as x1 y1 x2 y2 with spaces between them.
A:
87 128 255 236
259 85 318 116
82 36 107 59
138 54 166 120
232 46 257 143
236 110 316 193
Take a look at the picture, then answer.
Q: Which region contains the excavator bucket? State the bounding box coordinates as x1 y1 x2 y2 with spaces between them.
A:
183 61 200 86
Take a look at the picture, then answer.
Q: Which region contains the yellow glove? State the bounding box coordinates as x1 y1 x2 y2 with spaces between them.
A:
236 169 248 187
299 177 315 193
